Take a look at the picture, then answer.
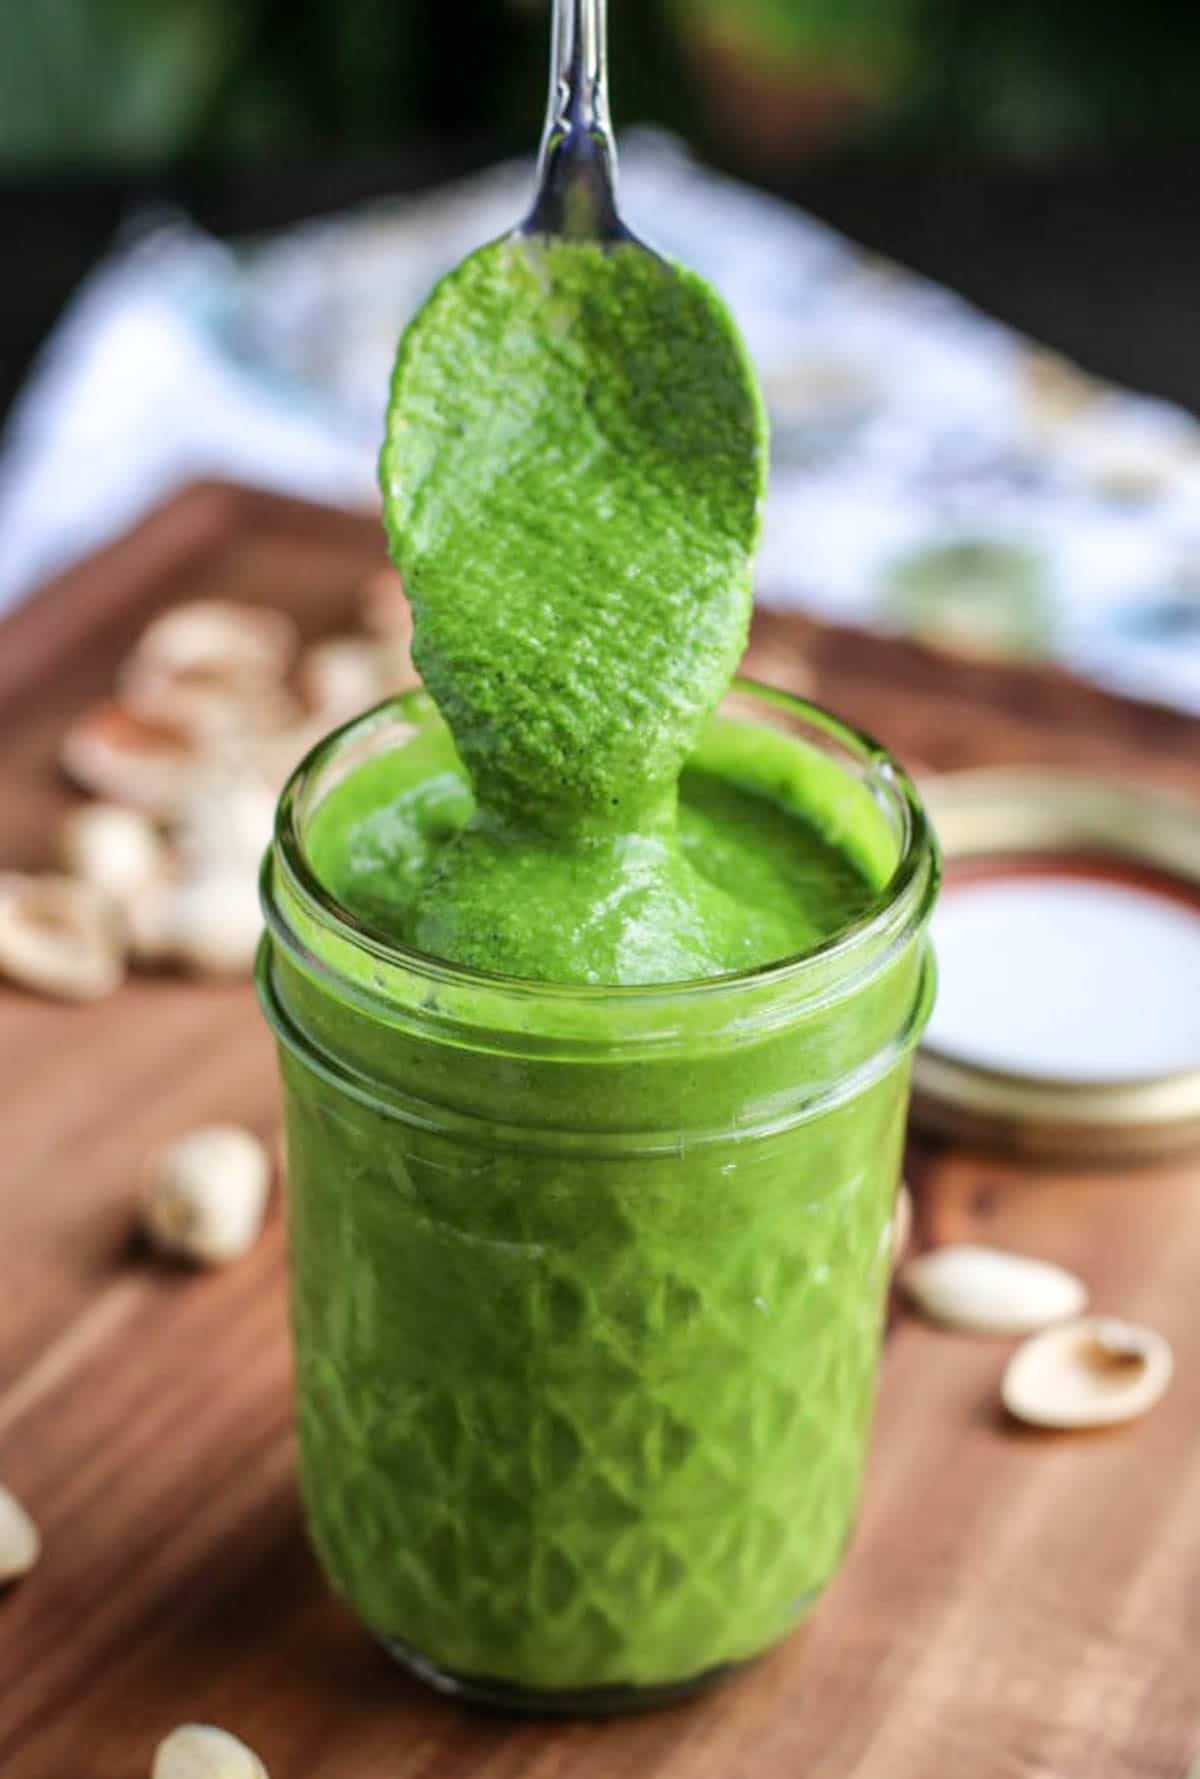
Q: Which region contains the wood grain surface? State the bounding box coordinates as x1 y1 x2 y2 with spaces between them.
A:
2 484 1198 1779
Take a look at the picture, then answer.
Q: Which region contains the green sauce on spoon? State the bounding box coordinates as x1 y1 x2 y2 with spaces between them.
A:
379 235 770 983
382 237 766 829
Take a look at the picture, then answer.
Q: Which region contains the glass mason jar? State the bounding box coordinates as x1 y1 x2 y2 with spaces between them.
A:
257 681 938 1713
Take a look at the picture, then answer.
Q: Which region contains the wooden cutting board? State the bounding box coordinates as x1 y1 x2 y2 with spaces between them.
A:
2 483 1199 1779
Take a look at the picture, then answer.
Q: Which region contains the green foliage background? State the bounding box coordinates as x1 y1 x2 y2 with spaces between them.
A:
1 0 1197 165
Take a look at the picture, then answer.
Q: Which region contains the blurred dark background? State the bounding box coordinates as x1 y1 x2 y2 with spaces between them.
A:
3 0 1200 423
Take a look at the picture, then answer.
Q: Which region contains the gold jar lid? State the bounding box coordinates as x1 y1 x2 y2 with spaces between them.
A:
911 769 1200 1162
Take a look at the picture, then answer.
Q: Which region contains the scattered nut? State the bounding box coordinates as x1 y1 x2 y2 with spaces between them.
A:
173 776 277 875
115 601 300 741
172 873 264 976
119 661 302 743
125 876 180 968
900 1243 1087 1337
152 1723 268 1779
61 702 207 818
58 803 167 902
0 873 124 1001
52 591 414 995
129 872 263 977
298 635 392 722
1002 1316 1173 1430
0 1484 41 1583
130 601 297 684
142 1126 272 1265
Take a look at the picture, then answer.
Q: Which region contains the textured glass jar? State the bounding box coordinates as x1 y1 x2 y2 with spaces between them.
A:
257 682 938 1713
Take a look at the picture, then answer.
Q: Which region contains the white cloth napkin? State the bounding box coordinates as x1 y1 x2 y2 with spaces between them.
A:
4 132 1200 713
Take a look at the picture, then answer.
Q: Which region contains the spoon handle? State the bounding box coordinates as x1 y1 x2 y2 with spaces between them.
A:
524 0 626 241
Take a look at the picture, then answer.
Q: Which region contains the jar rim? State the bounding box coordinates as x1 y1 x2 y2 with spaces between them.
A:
263 677 938 1016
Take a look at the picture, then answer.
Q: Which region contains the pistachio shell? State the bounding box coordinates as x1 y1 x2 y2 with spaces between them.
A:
1002 1316 1172 1430
58 803 167 902
60 702 205 818
115 600 299 743
901 1243 1087 1336
0 873 124 1002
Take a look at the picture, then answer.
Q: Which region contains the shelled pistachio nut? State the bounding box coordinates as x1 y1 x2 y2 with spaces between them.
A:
129 871 263 978
173 775 277 875
900 1243 1087 1336
58 802 168 903
141 1126 272 1265
298 635 394 723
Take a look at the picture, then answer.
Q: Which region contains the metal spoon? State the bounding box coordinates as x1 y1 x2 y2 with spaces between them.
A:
522 0 633 244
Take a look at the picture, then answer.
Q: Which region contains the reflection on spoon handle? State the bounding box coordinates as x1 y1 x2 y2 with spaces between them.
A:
545 0 612 143
524 0 626 241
